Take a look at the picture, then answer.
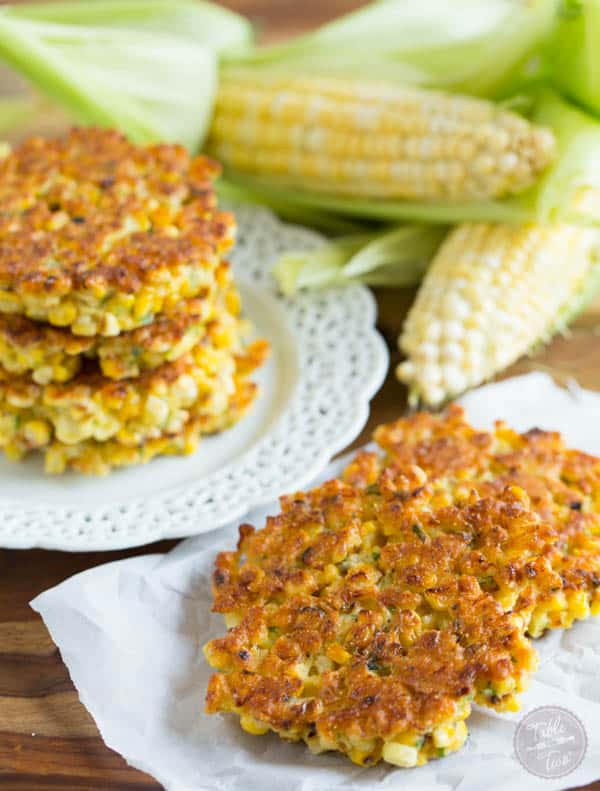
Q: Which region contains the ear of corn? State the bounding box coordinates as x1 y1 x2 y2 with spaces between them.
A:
397 222 600 406
208 71 556 203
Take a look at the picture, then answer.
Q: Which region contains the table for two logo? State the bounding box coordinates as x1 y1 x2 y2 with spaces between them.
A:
514 706 587 779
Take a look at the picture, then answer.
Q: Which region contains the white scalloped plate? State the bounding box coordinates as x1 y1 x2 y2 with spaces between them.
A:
0 204 388 550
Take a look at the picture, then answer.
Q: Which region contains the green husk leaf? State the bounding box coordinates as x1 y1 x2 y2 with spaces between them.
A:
548 0 600 116
216 179 371 235
7 1 253 53
274 238 366 295
0 1 253 150
343 225 448 277
219 171 534 225
529 89 600 223
228 0 556 98
273 224 446 295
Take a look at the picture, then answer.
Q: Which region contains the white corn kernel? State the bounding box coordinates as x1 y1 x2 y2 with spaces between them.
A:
382 742 419 768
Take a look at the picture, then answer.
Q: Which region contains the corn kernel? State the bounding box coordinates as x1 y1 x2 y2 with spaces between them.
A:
23 419 51 447
49 302 78 327
326 643 352 665
382 742 419 768
240 716 270 736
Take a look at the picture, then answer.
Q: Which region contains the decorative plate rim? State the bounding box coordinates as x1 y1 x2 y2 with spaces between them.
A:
0 204 389 551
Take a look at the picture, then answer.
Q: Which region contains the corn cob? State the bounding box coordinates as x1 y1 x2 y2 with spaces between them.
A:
208 71 556 202
397 223 600 406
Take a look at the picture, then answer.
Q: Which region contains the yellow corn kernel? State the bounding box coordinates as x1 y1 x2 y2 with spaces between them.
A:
101 358 126 379
182 433 199 455
321 563 341 585
4 441 25 461
528 609 550 638
0 290 22 312
449 720 468 748
23 419 51 448
567 590 591 621
48 302 78 327
240 716 270 736
225 288 241 316
133 291 154 321
348 747 376 766
72 315 98 336
326 643 352 665
398 223 600 405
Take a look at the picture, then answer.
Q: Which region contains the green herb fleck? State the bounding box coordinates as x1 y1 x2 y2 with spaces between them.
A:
478 575 499 592
412 524 427 542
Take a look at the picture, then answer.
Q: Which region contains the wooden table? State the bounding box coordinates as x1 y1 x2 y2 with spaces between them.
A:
0 2 599 788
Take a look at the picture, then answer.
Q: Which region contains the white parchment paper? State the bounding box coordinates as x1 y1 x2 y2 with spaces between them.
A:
31 373 600 791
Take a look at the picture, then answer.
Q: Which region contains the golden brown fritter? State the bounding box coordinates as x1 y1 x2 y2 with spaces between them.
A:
0 339 270 473
0 128 234 336
41 374 262 475
0 263 243 383
351 405 600 636
204 477 538 768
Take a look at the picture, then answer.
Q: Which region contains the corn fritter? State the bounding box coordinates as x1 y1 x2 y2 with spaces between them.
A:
0 128 235 336
43 375 262 476
0 340 268 474
0 267 243 383
355 406 600 637
204 477 538 767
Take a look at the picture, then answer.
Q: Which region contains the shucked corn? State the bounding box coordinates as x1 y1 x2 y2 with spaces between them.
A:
398 223 600 405
209 71 556 202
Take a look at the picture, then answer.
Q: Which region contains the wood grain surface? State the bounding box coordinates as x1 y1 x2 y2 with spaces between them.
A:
0 1 599 789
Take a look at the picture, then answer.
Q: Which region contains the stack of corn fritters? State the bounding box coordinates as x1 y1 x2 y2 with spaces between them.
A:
0 128 269 474
204 407 600 769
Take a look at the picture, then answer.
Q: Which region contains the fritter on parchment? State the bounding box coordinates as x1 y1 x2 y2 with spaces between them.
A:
204 477 538 768
348 406 600 637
